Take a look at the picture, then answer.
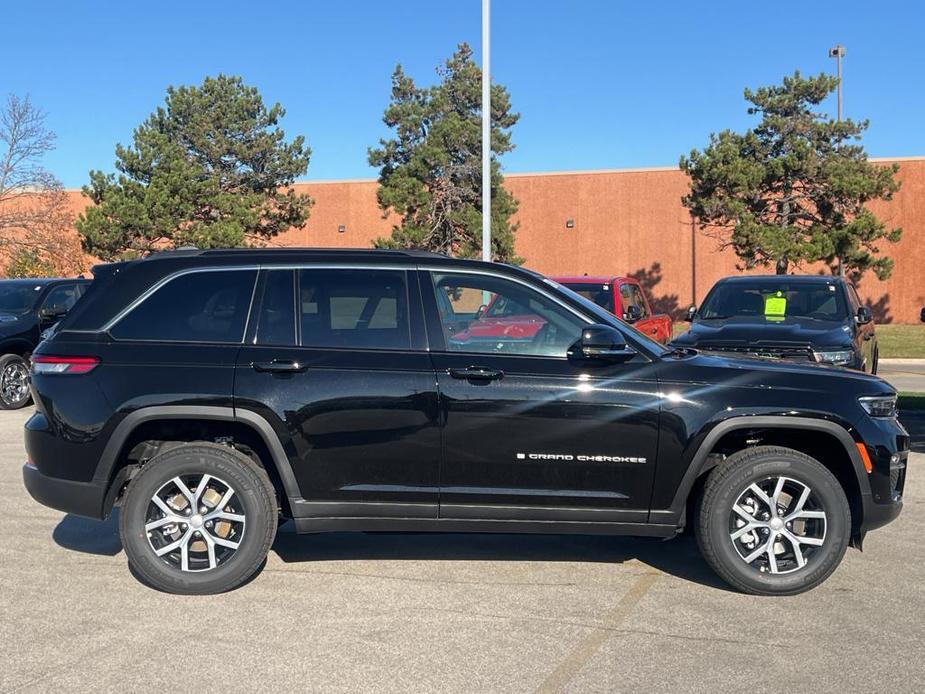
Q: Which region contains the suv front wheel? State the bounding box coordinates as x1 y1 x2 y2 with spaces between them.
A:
119 443 278 594
695 445 851 596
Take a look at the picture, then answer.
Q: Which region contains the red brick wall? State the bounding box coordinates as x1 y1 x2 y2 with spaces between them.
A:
56 157 925 323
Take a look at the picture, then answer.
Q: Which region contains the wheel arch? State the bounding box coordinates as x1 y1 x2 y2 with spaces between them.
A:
664 416 868 532
0 340 35 358
95 406 300 516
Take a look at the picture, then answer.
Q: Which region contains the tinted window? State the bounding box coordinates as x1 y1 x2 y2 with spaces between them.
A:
255 271 296 346
111 270 256 342
430 272 585 357
0 284 43 313
698 281 847 321
43 284 81 313
561 283 615 313
299 269 410 349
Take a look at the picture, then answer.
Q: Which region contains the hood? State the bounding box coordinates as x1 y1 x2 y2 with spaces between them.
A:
0 312 27 331
671 350 892 394
673 315 853 349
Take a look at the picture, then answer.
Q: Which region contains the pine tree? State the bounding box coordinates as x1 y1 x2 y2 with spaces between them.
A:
369 44 521 262
681 71 901 279
77 75 312 261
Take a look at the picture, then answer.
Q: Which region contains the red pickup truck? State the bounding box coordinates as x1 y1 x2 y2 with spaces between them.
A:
554 275 674 343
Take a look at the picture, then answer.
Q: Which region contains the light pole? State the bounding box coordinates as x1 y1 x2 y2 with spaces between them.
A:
828 44 846 277
481 0 491 262
828 44 845 120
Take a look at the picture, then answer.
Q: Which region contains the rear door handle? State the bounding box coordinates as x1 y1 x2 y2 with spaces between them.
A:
448 366 504 381
251 359 308 374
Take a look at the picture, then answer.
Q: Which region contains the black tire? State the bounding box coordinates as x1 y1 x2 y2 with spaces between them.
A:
119 442 278 595
695 445 851 596
0 354 33 409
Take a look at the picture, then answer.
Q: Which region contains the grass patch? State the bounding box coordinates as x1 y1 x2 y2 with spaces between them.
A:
899 392 925 411
876 324 925 359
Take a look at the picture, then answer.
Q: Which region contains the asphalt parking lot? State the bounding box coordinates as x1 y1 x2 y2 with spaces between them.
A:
2 408 923 693
880 359 925 393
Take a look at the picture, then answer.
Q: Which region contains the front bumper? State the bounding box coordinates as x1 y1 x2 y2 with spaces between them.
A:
22 462 109 519
855 415 908 533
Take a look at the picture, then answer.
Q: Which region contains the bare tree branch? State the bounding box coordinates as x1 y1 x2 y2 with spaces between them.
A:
0 94 85 276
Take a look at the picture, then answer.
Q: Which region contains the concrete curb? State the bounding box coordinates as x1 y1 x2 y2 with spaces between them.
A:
880 359 925 365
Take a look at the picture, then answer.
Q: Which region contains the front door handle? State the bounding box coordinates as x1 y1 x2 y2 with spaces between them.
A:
448 366 504 381
251 359 308 374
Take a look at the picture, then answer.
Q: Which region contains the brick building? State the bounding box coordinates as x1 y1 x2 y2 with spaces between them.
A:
58 156 925 322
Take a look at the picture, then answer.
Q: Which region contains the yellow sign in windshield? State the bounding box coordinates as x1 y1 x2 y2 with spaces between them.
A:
764 292 787 318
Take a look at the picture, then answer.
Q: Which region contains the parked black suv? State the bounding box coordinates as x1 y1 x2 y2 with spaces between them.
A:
673 275 878 372
23 249 907 595
0 278 90 409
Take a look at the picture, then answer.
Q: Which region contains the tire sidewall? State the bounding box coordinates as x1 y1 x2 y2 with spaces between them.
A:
0 354 32 410
704 454 850 595
120 445 276 594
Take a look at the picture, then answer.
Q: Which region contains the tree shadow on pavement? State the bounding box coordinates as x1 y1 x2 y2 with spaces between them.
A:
53 511 123 556
271 522 732 591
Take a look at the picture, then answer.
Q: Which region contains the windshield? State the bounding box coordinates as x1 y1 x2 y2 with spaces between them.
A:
698 281 848 322
547 279 668 355
560 283 615 313
0 283 43 314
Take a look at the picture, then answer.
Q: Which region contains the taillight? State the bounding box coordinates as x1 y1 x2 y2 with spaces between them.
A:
31 355 100 375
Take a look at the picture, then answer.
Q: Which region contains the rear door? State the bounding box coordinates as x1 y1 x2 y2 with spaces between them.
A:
234 266 440 519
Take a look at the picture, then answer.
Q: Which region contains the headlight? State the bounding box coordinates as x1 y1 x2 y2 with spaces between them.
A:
858 395 897 418
813 349 854 365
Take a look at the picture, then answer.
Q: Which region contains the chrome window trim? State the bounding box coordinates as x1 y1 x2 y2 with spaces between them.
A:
93 261 646 354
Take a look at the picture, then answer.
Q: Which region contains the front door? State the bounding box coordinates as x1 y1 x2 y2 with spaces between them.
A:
421 270 661 524
234 268 440 519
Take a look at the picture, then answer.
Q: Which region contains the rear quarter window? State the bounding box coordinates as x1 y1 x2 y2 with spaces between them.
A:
110 269 257 343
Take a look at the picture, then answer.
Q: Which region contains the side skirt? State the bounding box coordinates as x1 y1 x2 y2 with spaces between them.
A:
292 516 679 538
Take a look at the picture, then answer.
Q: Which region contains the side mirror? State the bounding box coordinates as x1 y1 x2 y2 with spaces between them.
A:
856 306 873 325
920 307 925 323
623 304 643 323
40 306 66 321
476 304 488 319
577 324 635 362
686 305 697 322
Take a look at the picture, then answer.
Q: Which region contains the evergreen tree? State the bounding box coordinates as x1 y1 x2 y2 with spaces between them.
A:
681 71 901 279
77 75 312 261
369 44 521 262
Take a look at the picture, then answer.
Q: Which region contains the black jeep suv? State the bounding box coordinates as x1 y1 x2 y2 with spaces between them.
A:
0 278 90 409
672 275 878 372
23 249 907 595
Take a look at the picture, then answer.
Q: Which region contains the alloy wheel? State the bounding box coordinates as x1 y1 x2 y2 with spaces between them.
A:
145 474 246 572
729 476 827 574
1 360 30 407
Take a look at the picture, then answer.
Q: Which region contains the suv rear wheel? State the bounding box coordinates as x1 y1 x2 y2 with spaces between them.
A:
695 445 851 596
119 443 277 594
0 354 32 409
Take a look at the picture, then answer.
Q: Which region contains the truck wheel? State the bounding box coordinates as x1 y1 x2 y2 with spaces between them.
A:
119 442 278 595
695 445 850 596
0 354 33 409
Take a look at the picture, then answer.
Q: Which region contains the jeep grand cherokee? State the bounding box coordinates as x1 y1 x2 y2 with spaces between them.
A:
23 249 907 595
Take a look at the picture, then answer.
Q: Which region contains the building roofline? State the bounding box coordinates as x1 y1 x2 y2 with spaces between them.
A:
60 156 925 192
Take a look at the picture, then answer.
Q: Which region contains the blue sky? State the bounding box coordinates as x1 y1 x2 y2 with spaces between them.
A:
4 0 924 188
